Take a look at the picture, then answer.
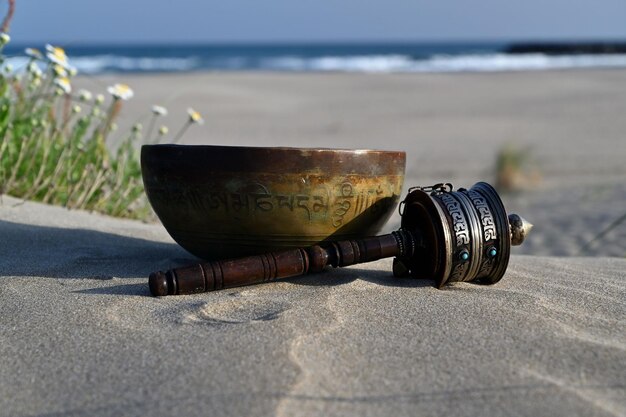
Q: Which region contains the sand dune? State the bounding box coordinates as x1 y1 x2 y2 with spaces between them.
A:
1 195 624 416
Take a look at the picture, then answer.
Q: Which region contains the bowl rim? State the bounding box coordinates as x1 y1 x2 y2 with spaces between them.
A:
141 143 405 156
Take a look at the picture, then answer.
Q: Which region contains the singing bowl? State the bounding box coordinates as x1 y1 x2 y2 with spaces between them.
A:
141 145 406 260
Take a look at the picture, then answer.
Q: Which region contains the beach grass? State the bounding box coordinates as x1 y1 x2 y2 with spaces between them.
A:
0 36 202 220
494 143 541 192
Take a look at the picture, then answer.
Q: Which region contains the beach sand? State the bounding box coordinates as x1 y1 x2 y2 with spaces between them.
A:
2 70 626 416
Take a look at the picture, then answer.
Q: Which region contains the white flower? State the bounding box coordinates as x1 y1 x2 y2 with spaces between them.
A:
95 94 105 104
0 33 10 45
151 105 168 116
3 64 12 74
25 48 43 60
54 77 72 94
187 108 204 125
78 89 92 102
107 83 133 100
53 64 67 77
72 105 81 114
132 123 142 132
46 44 70 68
27 62 43 78
158 125 169 135
68 67 78 77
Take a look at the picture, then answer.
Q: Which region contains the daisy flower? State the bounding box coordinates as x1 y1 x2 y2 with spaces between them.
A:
0 33 10 45
46 44 70 68
28 62 43 77
25 48 43 60
107 83 133 100
54 77 72 94
78 89 92 102
187 108 204 125
53 64 67 77
152 105 168 116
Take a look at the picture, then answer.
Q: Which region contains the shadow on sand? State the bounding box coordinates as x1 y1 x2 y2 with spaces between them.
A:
1 218 435 297
0 219 195 279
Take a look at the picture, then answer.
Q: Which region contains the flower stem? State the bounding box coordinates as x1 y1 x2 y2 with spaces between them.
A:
1 0 15 33
172 121 191 144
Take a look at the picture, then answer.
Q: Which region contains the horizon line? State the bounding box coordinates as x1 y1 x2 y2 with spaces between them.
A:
6 37 626 48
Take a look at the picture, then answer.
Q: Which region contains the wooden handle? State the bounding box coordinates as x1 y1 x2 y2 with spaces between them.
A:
149 231 414 296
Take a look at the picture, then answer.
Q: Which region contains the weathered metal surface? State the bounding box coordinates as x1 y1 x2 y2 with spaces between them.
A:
141 145 406 260
396 181 530 287
148 181 531 296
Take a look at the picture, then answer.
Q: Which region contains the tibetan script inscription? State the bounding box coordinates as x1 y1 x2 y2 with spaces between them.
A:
157 179 392 225
162 182 330 221
331 182 388 228
467 190 497 241
331 182 354 228
439 193 470 246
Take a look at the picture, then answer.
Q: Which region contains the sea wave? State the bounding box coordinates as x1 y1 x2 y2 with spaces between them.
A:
6 53 626 74
260 53 626 72
71 55 198 73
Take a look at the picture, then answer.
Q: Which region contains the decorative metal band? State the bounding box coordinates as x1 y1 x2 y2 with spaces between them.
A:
470 182 511 284
438 193 470 246
465 189 498 279
466 190 497 241
436 192 471 282
453 190 483 282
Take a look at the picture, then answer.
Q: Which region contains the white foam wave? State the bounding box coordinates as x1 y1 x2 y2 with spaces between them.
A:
6 53 626 74
411 53 626 72
262 53 626 73
3 54 198 74
70 55 198 73
261 54 415 72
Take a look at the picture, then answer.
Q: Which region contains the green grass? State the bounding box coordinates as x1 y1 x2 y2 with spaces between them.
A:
494 143 541 192
0 39 202 220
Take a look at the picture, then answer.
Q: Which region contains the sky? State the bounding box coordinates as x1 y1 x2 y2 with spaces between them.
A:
6 0 626 44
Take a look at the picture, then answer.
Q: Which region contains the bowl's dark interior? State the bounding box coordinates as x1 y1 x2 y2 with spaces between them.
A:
141 144 405 176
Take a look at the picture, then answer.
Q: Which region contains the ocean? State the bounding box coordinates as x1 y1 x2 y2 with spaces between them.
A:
6 42 626 74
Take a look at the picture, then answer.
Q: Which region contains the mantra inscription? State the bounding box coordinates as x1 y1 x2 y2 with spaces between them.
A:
466 190 497 241
438 192 472 282
151 177 394 229
438 193 470 246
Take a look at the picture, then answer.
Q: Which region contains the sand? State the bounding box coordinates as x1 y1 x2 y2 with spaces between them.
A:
2 70 626 416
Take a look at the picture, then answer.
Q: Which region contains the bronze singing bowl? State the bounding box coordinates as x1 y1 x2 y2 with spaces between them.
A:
141 145 406 260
